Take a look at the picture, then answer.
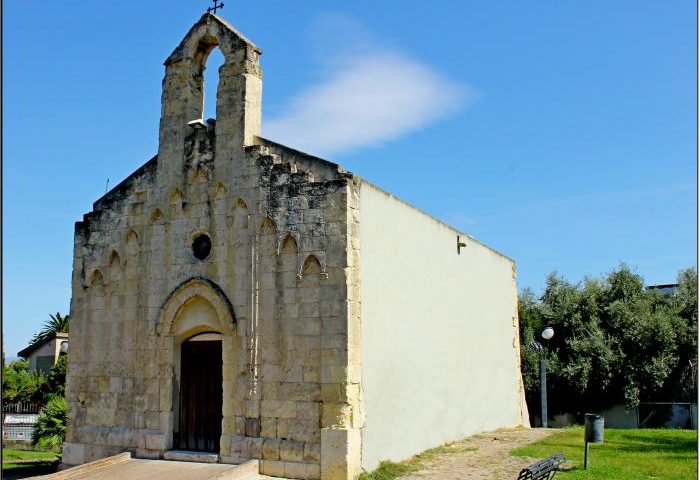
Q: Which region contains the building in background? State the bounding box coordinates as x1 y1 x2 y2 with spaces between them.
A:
646 283 679 295
17 332 69 373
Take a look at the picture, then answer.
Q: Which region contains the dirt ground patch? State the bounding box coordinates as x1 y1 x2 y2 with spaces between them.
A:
400 428 558 480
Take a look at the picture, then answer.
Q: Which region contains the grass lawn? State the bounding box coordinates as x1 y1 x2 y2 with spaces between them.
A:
3 449 59 462
2 448 60 477
512 427 698 480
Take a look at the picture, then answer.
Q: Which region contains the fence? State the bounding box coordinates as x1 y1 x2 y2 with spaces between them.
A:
2 401 41 442
638 402 697 429
3 401 40 414
548 402 698 429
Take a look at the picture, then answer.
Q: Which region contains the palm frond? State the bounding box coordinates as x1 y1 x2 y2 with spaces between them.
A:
30 312 70 346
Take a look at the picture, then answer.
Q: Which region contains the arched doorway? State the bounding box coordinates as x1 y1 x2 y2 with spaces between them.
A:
157 278 237 455
177 332 222 452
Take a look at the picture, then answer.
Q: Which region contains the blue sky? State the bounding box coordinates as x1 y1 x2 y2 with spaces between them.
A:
3 1 697 358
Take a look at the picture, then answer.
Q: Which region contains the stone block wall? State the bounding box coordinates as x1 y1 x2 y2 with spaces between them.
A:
64 13 364 480
64 140 362 480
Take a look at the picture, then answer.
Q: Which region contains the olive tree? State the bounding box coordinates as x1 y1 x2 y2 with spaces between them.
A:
519 265 697 415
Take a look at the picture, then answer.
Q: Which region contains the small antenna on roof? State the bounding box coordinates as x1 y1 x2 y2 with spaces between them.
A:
207 0 224 14
105 179 110 194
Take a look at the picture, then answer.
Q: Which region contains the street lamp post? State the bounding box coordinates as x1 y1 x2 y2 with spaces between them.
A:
540 326 554 427
540 354 548 428
529 326 554 428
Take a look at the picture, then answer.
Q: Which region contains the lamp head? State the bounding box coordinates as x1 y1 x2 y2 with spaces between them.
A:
187 119 207 130
541 326 554 340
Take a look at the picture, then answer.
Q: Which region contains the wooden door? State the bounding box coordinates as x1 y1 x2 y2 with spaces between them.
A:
177 340 222 452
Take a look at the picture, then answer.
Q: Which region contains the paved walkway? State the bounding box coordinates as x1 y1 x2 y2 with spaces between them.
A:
26 456 276 480
401 428 558 480
23 428 555 480
53 459 239 480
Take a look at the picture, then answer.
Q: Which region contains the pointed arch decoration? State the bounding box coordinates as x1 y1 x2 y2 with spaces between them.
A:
108 250 121 267
169 188 184 204
125 228 141 257
279 233 298 254
90 269 105 287
151 208 164 222
194 164 209 182
300 252 328 279
213 182 227 199
125 228 140 244
302 255 322 274
228 197 249 233
157 277 236 337
259 216 277 235
279 234 299 283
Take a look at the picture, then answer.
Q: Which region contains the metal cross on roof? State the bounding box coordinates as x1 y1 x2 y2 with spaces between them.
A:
207 0 224 14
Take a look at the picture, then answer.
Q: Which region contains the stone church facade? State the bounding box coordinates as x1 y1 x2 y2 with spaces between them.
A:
63 13 529 480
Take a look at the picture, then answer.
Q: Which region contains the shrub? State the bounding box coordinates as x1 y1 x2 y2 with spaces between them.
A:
32 395 67 451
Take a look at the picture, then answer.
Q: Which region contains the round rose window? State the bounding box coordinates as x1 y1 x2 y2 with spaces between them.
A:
192 234 212 260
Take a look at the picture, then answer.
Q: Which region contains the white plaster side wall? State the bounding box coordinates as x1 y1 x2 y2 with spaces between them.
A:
51 339 62 360
359 182 525 471
27 341 56 371
30 342 56 358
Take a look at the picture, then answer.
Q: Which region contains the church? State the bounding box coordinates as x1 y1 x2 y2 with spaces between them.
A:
63 12 529 480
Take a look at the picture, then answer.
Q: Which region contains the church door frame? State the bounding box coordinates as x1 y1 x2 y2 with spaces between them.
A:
177 334 223 452
156 277 238 456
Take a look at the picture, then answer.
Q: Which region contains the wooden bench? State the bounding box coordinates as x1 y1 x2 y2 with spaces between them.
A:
517 453 566 480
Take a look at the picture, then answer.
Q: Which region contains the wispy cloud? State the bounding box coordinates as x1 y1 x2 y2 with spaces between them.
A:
264 14 476 157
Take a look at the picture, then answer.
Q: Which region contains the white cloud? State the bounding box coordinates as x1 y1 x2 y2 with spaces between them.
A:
263 16 476 157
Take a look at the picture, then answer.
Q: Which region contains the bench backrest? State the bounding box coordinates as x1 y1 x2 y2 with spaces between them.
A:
517 453 566 480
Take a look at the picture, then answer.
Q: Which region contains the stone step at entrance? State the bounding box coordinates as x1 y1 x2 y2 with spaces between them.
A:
163 450 220 463
36 453 275 480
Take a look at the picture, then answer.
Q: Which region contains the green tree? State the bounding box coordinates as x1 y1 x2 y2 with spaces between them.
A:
518 264 696 416
2 359 46 404
30 312 70 346
32 395 67 450
666 267 698 401
3 311 71 409
536 272 617 412
39 355 67 401
518 287 545 409
602 266 681 407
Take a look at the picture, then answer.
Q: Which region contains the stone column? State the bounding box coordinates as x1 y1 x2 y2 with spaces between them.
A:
214 47 262 180
158 58 203 182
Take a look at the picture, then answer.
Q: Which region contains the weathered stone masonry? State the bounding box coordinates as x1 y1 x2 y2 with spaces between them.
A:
64 13 363 480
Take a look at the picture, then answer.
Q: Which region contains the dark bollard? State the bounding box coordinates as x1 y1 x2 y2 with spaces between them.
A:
584 413 604 469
